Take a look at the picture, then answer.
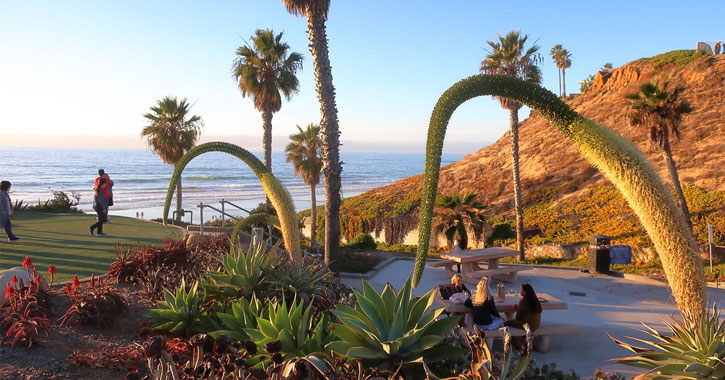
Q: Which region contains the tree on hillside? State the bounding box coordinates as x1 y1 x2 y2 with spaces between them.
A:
285 123 323 242
232 28 303 172
550 44 572 96
601 62 614 72
281 0 343 273
626 80 693 229
480 30 542 261
142 97 203 223
579 74 595 93
433 192 487 250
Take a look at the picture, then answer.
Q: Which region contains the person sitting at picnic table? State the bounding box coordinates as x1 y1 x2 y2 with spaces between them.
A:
504 283 542 332
450 273 470 294
464 276 504 330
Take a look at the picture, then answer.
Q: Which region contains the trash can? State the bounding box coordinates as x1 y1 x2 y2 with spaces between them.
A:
588 235 611 274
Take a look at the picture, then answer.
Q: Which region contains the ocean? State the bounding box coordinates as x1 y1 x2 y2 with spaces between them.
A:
0 147 461 222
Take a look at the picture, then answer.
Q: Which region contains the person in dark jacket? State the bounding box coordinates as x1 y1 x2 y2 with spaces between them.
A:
451 273 470 294
88 178 109 236
504 283 542 331
0 181 19 242
464 276 504 330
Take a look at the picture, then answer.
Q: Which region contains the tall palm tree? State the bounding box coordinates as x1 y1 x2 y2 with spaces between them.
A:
281 0 343 273
480 30 542 261
626 80 693 229
285 123 323 242
433 192 487 250
550 44 572 96
142 97 203 223
550 44 563 96
232 28 303 172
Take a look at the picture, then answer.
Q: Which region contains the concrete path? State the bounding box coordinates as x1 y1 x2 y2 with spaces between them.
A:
341 259 725 378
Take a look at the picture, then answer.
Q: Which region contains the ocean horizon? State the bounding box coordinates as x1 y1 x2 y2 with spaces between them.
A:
1 147 462 222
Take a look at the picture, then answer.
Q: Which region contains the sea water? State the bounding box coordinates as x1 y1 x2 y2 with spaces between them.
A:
0 147 461 222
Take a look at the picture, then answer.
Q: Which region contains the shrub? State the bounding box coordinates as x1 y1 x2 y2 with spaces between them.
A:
268 256 332 310
24 190 83 213
58 276 127 329
147 279 204 337
344 232 377 250
1 301 51 348
338 251 382 273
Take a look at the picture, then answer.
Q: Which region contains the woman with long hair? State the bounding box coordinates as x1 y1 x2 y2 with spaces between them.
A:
0 181 19 242
464 276 504 330
505 282 542 331
450 273 470 294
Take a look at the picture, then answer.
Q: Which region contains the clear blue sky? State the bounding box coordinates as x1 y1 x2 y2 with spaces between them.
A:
1 1 721 154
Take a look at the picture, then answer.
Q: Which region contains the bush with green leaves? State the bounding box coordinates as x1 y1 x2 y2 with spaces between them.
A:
147 279 204 337
243 296 333 367
25 190 83 213
344 233 377 250
611 305 725 379
327 278 464 373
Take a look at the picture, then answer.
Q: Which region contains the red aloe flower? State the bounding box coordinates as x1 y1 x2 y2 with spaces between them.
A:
72 275 80 288
34 276 41 284
64 284 72 294
89 275 95 288
48 265 56 284
4 284 13 299
72 288 77 295
10 274 18 285
31 268 37 277
22 256 32 269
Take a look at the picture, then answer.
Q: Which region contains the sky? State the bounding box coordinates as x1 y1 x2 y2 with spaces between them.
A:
1 1 722 154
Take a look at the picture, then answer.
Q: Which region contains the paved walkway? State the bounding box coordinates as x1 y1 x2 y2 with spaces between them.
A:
341 259 725 378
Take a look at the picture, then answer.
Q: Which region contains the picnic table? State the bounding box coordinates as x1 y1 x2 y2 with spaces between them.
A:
439 292 568 320
435 248 532 282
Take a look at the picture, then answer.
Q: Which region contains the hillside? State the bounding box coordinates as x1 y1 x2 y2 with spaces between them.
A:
331 51 725 254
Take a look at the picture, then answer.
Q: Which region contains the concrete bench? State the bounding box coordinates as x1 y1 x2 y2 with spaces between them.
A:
430 260 460 274
479 323 580 353
462 265 532 283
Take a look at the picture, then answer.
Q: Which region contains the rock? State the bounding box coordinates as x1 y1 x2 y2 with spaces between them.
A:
0 267 35 303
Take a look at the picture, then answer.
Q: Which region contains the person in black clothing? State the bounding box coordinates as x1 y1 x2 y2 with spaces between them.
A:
450 274 470 294
89 178 109 236
464 276 504 330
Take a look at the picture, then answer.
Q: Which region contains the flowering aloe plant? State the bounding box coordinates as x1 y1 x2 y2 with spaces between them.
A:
327 277 464 372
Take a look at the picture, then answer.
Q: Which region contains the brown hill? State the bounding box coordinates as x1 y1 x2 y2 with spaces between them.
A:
334 51 725 251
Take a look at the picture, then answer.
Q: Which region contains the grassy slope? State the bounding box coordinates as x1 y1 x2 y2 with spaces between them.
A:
0 212 181 282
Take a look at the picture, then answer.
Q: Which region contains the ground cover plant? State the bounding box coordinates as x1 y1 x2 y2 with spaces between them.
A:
57 275 127 329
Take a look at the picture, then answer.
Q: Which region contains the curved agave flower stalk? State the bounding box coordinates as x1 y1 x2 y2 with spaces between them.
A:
163 142 301 261
414 75 705 322
229 213 281 252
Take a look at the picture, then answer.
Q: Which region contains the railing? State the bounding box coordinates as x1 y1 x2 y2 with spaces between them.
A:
194 199 323 256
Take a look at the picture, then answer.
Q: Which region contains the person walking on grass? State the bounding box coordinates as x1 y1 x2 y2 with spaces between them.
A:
94 169 114 222
89 177 109 236
0 181 19 242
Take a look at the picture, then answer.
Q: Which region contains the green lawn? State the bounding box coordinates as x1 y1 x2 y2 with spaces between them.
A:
0 212 181 282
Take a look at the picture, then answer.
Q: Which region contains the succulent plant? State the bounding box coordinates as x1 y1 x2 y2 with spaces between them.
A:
148 279 204 337
327 277 464 372
207 295 266 342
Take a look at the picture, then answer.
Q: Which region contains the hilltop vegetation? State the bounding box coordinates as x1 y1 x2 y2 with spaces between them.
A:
314 51 725 256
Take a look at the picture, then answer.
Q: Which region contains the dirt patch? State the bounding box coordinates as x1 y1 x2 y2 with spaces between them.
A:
0 282 153 380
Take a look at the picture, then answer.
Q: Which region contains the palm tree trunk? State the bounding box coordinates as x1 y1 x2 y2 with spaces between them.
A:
262 111 273 172
562 68 567 97
176 177 182 223
662 139 693 231
557 68 562 97
306 11 342 274
509 109 525 261
310 183 317 242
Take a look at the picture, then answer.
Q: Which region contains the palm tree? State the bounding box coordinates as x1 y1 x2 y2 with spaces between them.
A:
626 80 693 229
433 192 487 250
550 44 572 96
480 30 542 261
142 97 203 223
281 0 343 273
285 123 323 242
550 44 563 96
232 28 303 172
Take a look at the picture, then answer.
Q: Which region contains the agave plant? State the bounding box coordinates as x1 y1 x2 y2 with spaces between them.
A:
148 279 204 337
268 257 332 309
243 296 334 363
327 277 464 372
203 239 281 303
207 295 266 342
610 305 725 379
